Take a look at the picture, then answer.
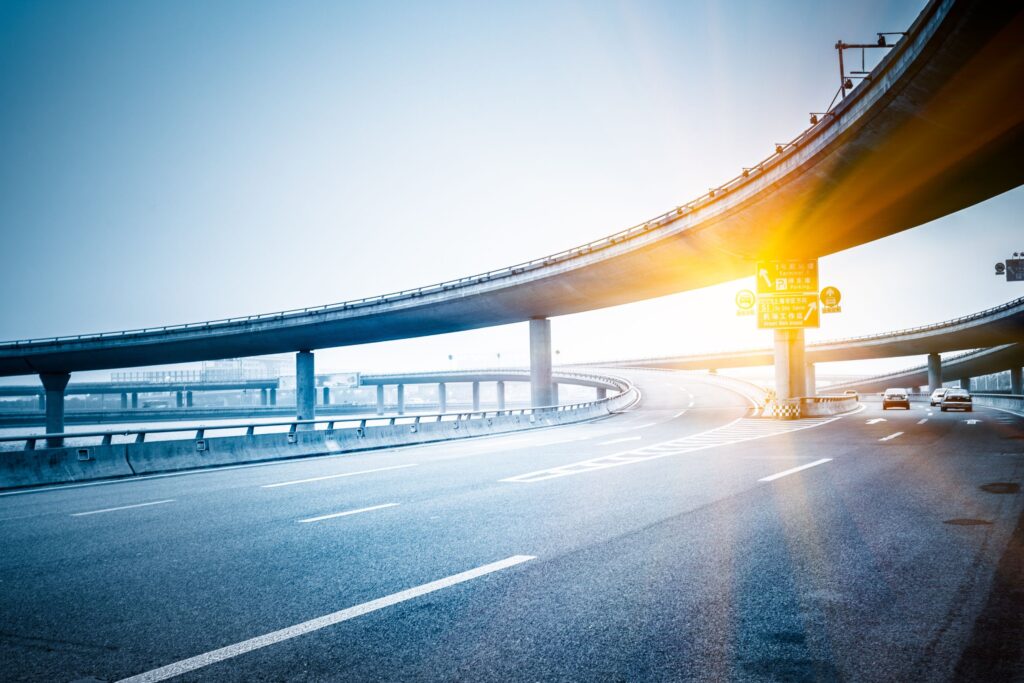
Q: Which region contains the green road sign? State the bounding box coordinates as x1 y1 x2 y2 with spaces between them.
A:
757 294 820 329
756 259 818 295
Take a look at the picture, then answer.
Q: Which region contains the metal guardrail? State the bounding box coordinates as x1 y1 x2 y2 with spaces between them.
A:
1 374 636 451
0 12 927 350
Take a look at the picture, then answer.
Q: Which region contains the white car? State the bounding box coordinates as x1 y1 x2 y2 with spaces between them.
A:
929 388 949 406
940 389 973 412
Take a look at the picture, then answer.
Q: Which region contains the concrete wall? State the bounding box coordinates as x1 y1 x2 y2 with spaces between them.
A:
0 385 638 490
972 393 1024 415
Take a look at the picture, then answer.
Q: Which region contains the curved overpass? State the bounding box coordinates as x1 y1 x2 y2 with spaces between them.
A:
2 0 1023 377
601 296 1024 371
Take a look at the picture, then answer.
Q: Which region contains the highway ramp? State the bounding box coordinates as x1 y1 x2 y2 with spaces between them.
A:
1 370 1021 681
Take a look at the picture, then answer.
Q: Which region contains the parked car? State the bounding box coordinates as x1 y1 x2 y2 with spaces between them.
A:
940 389 972 412
929 388 949 406
882 388 910 410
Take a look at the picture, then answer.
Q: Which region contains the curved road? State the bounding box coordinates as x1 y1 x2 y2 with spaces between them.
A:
1 371 1022 681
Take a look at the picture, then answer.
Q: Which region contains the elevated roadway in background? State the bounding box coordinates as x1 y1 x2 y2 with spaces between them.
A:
598 296 1024 371
1 0 1022 378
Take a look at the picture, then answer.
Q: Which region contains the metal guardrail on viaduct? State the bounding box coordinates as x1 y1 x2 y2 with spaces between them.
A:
1 0 1022 379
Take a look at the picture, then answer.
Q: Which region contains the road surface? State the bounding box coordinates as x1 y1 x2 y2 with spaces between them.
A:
2 370 1022 682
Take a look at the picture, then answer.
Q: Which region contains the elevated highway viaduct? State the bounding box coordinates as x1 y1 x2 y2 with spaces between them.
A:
1 0 1022 436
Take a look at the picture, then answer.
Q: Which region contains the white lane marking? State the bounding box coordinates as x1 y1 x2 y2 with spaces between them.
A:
115 555 536 683
879 432 904 441
866 418 887 425
688 399 695 407
759 458 832 482
633 423 657 430
672 409 688 418
965 419 982 425
71 499 175 517
597 436 642 446
503 414 842 483
917 419 928 425
298 503 399 524
261 464 418 489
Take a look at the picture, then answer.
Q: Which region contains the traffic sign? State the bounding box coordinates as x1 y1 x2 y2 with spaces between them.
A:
735 290 755 309
820 285 842 313
757 294 820 329
756 259 818 295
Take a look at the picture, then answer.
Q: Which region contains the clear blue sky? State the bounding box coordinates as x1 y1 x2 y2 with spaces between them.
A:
0 0 1020 380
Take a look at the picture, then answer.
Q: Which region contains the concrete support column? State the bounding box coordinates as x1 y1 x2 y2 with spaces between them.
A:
375 385 385 415
37 393 44 410
496 381 505 410
438 383 447 413
397 384 405 415
472 381 481 411
120 392 127 410
552 383 560 405
322 386 331 406
805 362 817 397
296 351 315 427
260 388 268 406
773 328 806 400
270 388 277 406
961 377 972 392
186 391 193 407
597 387 607 400
40 372 70 448
530 318 553 407
131 392 139 409
176 391 184 408
1011 367 1023 395
927 353 942 393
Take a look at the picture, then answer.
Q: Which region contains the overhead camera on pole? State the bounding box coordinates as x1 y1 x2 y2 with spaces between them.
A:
834 32 906 99
994 252 1024 281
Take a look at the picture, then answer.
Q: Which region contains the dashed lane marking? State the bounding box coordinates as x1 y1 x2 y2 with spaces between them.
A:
759 458 832 482
261 464 418 489
71 499 175 517
298 503 399 524
501 415 841 483
879 432 904 442
917 419 928 424
115 555 536 683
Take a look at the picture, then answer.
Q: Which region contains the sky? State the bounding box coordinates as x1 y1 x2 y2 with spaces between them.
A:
0 0 1021 383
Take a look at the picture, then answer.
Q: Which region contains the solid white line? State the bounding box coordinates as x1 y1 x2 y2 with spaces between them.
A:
633 423 657 430
261 464 418 488
672 409 688 418
71 499 175 517
917 419 928 425
879 432 904 441
597 436 642 446
298 503 399 523
759 459 832 482
115 555 536 683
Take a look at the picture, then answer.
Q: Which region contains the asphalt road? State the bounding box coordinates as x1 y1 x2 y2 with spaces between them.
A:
2 370 1022 682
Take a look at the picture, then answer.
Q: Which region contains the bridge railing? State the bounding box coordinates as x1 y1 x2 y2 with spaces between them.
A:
0 374 636 452
0 5 930 350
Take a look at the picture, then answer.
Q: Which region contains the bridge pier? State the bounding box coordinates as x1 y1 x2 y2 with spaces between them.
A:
176 391 184 408
260 388 268 406
322 386 331 406
927 353 942 393
596 387 607 400
376 385 385 415
530 318 554 407
1012 367 1023 395
773 329 806 400
805 362 816 397
496 381 505 410
472 381 480 411
37 393 44 410
438 383 447 413
961 377 972 392
397 384 405 415
120 392 127 410
269 388 277 406
186 391 193 407
40 372 70 447
552 382 559 405
296 350 315 428
131 392 139 409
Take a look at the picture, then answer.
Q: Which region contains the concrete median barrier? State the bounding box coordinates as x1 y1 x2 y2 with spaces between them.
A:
0 444 134 489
